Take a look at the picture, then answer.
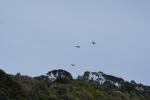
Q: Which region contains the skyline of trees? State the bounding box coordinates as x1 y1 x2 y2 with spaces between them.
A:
0 68 150 100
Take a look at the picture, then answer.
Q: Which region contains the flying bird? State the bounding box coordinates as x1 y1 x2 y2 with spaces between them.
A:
71 64 76 66
75 46 80 48
92 41 96 44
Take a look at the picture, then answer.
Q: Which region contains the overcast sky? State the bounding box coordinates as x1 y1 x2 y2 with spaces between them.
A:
0 0 150 85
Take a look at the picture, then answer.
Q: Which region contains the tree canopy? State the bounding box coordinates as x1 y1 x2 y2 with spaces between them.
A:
0 68 150 100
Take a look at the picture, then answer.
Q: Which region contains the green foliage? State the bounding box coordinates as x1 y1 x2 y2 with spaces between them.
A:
0 68 150 100
47 69 73 83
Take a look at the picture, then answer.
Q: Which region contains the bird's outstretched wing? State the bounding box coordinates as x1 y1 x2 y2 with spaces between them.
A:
75 46 80 48
92 41 96 44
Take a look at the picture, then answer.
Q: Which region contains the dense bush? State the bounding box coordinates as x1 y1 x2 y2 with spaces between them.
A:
0 69 150 100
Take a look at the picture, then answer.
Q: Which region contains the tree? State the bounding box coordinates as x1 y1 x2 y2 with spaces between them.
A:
83 71 90 80
120 81 136 93
102 74 124 87
91 72 98 80
47 69 73 83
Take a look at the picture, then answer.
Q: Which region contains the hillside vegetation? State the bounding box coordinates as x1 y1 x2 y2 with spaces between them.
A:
0 69 150 100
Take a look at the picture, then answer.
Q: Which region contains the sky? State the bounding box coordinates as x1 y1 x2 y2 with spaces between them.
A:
0 0 150 85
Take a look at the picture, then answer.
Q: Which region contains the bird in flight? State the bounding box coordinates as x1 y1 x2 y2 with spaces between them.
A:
75 46 80 48
92 41 96 44
71 64 76 66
